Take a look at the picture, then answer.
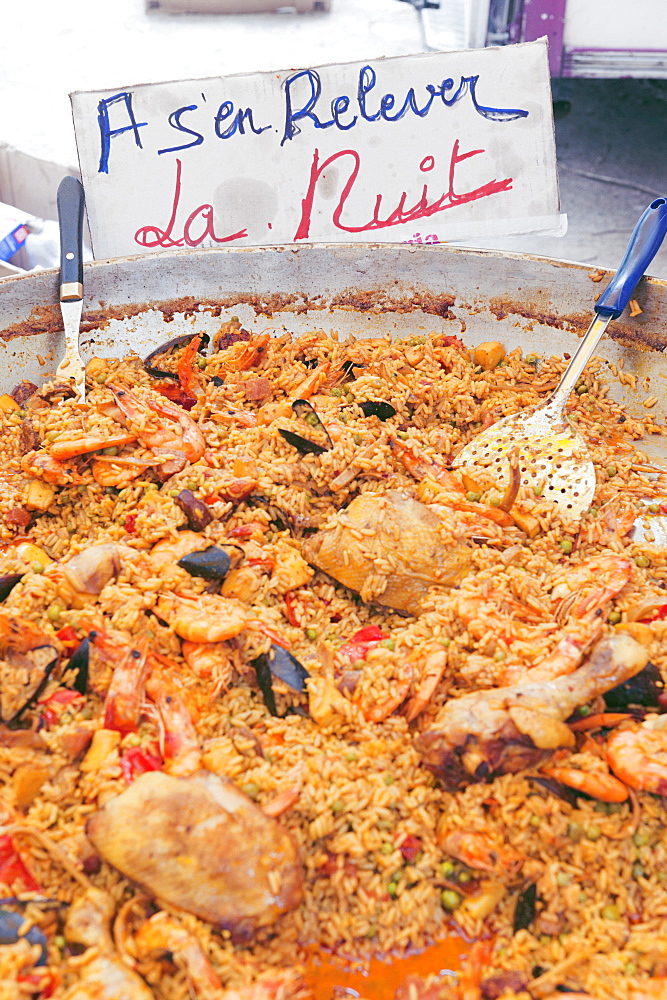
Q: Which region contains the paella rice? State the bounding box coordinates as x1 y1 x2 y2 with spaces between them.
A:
0 323 665 998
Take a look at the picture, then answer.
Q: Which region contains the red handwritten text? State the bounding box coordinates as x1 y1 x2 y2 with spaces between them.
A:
294 139 512 240
134 158 248 249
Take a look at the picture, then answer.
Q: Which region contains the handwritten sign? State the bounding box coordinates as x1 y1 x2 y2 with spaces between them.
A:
71 40 564 260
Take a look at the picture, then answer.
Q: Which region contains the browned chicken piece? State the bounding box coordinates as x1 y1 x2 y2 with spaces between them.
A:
87 770 304 941
302 490 472 615
416 632 648 790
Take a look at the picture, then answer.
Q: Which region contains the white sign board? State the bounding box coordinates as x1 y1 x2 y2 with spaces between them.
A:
71 40 564 260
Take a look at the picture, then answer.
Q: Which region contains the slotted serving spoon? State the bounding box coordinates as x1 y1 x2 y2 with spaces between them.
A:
453 197 667 519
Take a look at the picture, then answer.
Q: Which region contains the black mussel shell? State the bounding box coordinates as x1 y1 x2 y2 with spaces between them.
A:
144 333 210 379
1 645 59 723
278 430 328 456
174 490 214 531
283 399 332 453
513 882 537 933
342 360 364 378
0 574 23 603
251 644 310 716
0 910 47 964
528 775 579 808
266 644 310 691
211 376 225 387
604 661 664 709
68 637 90 695
178 545 244 581
359 400 396 421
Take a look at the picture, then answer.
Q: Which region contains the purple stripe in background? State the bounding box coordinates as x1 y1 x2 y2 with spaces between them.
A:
519 0 567 75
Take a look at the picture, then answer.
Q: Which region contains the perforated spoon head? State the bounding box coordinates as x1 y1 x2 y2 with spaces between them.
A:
452 404 597 518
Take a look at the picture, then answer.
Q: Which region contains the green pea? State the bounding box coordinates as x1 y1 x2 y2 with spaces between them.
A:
576 384 588 395
305 627 318 640
196 357 207 369
556 872 570 887
305 412 319 427
145 483 159 491
396 431 409 440
439 860 455 877
457 871 472 884
330 387 343 397
380 638 395 650
353 434 364 445
525 354 538 364
380 843 393 855
241 782 259 799
568 821 583 840
439 638 451 647
54 935 65 951
45 430 58 443
577 705 591 716
608 611 622 625
606 465 618 478
633 832 649 847
345 752 358 763
635 555 651 568
649 503 661 514
441 889 461 911
560 538 573 554
586 825 601 841
387 881 399 898
529 814 542 828
47 605 62 622
102 446 118 456
493 650 506 662
489 495 502 507
168 489 180 497
465 491 481 503
601 904 620 920
31 560 45 574
533 485 543 497
331 799 345 815
624 962 637 976
95 374 107 384
632 863 645 879
384 774 395 786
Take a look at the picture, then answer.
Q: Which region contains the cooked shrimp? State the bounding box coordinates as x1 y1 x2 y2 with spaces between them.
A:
133 912 223 1000
145 663 202 775
91 454 159 487
364 667 412 723
218 333 271 372
182 640 235 698
109 384 205 464
403 648 448 723
177 333 205 400
154 592 249 643
49 431 136 461
416 632 649 789
550 554 632 620
437 830 524 877
391 437 514 527
541 764 629 803
98 632 150 735
606 714 667 795
21 449 85 485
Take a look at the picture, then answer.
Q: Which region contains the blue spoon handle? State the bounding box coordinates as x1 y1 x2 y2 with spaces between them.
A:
595 197 667 319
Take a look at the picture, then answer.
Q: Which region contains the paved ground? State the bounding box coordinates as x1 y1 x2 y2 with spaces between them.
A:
1 0 666 276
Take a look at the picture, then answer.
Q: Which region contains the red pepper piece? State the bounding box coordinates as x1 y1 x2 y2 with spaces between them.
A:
39 688 84 728
640 604 667 623
399 835 423 862
339 625 389 661
121 744 163 783
56 625 79 655
284 592 301 627
0 835 40 891
124 513 137 534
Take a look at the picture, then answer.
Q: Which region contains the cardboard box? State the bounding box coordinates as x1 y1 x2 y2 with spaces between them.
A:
148 0 329 13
